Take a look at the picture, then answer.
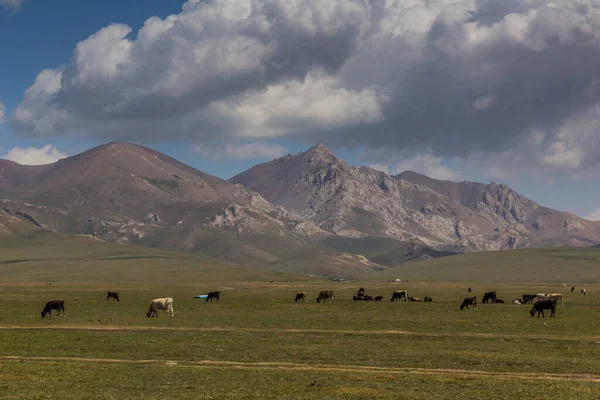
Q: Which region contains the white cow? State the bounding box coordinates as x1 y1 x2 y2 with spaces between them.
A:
146 297 174 317
539 293 563 305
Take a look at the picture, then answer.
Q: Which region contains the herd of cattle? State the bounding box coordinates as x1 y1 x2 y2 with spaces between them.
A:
39 287 587 319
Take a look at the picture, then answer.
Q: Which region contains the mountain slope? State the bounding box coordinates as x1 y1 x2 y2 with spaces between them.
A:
0 142 384 277
231 145 600 252
0 159 47 191
396 171 600 247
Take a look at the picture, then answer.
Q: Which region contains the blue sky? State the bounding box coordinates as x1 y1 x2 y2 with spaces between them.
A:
1 0 600 219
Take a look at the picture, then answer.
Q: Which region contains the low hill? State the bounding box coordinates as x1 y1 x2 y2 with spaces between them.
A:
366 248 600 283
0 231 312 283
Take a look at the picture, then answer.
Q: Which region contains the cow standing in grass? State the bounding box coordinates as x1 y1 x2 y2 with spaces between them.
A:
460 297 477 310
521 294 536 304
206 291 223 302
295 292 307 302
390 290 408 302
41 300 66 318
106 291 120 301
530 299 556 318
482 291 497 304
146 298 174 317
317 291 334 303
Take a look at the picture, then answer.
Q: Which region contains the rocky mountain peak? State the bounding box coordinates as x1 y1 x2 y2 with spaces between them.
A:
303 144 339 166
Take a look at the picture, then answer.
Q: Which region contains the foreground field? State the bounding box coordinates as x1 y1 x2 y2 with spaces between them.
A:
1 281 599 399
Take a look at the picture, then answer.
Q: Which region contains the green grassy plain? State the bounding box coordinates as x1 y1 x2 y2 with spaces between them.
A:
370 247 600 283
2 234 600 399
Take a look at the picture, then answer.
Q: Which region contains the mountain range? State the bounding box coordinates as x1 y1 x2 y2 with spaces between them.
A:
2 142 599 277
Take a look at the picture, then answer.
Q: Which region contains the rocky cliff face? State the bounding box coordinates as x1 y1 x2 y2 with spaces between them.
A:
232 145 600 251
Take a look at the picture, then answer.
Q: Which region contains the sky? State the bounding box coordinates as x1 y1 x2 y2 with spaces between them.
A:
1 0 600 219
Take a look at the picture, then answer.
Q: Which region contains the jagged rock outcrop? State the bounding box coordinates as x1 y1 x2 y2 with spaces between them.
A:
231 145 600 251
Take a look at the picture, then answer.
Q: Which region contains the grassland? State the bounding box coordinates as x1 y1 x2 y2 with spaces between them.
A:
2 235 600 399
369 247 600 283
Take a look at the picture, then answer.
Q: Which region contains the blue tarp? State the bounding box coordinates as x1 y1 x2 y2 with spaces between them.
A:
194 295 208 299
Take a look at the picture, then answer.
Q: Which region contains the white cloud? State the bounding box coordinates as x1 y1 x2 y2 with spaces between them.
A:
0 101 5 124
0 0 23 11
193 142 288 160
2 145 67 165
583 208 600 221
10 0 600 180
362 150 457 181
393 153 457 181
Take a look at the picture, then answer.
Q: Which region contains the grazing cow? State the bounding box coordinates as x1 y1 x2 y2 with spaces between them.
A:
512 299 523 304
295 292 307 302
146 297 174 318
390 290 408 302
409 296 421 302
530 299 556 318
521 294 537 304
106 291 120 302
424 296 432 302
375 296 384 301
544 293 564 305
357 288 366 297
571 286 575 292
460 296 477 310
482 291 497 304
581 288 587 296
317 291 335 303
206 291 223 302
41 300 65 318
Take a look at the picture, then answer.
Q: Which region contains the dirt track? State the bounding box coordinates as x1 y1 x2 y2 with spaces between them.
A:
2 355 600 383
2 324 600 343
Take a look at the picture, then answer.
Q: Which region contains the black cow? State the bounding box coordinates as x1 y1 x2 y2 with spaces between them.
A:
530 299 556 318
495 299 505 303
390 290 408 302
317 291 334 303
460 296 477 310
424 296 432 302
364 295 374 301
106 291 120 301
571 286 575 292
206 291 223 302
352 295 361 301
482 291 497 304
295 292 307 302
521 294 537 304
357 288 366 297
41 300 66 318
468 287 472 293
374 296 384 301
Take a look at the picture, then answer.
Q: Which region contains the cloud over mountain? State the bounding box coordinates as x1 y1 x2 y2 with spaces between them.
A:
2 145 67 165
11 0 600 176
